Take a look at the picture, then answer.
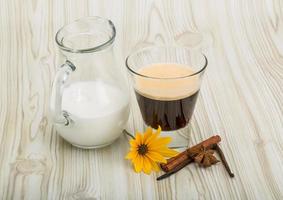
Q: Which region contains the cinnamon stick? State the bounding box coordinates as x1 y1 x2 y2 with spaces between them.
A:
157 158 193 181
160 135 221 172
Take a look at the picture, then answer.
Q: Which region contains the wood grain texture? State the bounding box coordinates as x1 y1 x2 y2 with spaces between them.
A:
0 0 283 199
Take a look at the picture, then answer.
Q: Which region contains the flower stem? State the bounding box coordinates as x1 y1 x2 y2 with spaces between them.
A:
123 129 135 139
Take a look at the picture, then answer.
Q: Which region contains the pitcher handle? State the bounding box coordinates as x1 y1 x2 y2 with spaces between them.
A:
50 60 76 126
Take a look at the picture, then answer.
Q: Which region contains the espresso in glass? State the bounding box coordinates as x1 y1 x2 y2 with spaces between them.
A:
126 46 207 147
134 63 200 131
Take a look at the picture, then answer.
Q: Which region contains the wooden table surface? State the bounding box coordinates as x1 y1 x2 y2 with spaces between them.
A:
1 0 283 199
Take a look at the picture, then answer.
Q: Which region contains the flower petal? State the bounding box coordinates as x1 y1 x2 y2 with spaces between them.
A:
144 126 161 145
148 137 172 149
125 151 138 160
133 155 143 172
130 147 138 152
155 126 161 136
142 156 152 174
145 132 159 146
154 147 179 157
130 139 138 148
143 127 153 144
147 151 167 163
147 156 160 171
135 132 142 145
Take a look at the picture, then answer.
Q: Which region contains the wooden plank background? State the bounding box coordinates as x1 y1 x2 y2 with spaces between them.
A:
0 0 283 199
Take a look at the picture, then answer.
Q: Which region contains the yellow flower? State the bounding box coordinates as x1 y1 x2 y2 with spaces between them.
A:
125 126 179 174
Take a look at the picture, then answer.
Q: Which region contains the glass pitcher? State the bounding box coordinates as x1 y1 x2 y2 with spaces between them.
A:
50 17 130 149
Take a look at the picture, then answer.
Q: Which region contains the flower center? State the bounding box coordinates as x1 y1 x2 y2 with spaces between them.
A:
138 144 148 155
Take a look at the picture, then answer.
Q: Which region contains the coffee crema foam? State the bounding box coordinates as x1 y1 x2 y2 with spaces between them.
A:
135 63 200 101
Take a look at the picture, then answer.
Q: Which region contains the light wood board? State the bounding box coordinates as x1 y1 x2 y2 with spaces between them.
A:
0 0 283 199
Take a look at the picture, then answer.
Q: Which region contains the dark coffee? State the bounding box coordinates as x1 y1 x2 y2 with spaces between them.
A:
135 90 199 131
134 63 200 131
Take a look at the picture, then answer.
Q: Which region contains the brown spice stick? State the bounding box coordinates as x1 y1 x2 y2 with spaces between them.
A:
214 144 235 177
161 135 221 172
157 159 193 181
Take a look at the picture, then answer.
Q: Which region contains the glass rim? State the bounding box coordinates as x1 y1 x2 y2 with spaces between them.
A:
125 46 208 80
55 16 116 53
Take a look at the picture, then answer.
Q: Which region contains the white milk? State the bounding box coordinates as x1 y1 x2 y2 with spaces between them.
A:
55 81 129 148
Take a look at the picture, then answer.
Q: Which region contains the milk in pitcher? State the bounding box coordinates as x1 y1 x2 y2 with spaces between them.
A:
55 80 129 148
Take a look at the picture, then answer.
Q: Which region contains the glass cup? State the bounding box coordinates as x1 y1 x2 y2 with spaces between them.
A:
126 46 207 148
